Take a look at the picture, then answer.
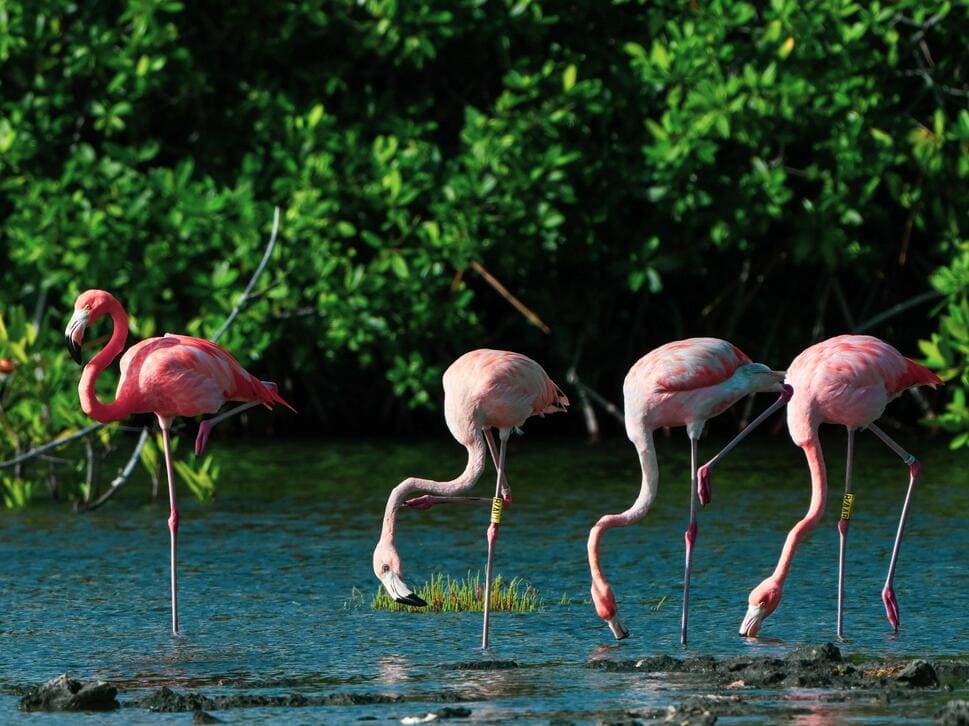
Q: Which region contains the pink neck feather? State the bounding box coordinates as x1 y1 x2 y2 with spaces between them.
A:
772 435 827 582
79 299 132 423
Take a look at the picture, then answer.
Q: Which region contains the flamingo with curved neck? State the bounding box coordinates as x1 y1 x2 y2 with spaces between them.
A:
373 348 568 649
588 338 790 644
739 335 942 639
65 289 294 634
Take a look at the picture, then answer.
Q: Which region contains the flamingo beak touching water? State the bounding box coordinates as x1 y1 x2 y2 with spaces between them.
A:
65 309 89 364
379 569 427 607
739 602 767 637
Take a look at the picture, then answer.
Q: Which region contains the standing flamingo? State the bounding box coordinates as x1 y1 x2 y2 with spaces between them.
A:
65 289 294 635
737 335 942 638
588 338 791 644
373 348 568 649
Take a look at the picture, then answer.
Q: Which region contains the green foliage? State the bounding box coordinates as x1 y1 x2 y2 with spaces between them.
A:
1 0 967 448
371 571 540 613
920 243 969 448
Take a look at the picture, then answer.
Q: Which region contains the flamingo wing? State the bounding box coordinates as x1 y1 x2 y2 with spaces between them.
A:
632 338 751 393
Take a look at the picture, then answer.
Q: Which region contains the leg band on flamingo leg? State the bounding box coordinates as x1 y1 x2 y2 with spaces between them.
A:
836 429 855 641
696 384 793 506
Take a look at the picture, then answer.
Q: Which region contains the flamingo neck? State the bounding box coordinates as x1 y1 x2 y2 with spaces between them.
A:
771 434 827 582
379 430 488 545
588 428 658 583
79 300 131 423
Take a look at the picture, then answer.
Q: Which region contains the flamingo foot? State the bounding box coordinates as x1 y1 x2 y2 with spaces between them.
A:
194 421 212 457
697 464 712 506
402 495 436 510
882 585 900 632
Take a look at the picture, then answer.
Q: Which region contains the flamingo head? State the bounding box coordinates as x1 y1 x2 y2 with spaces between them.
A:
65 289 118 364
372 539 426 607
738 363 788 394
740 577 783 637
591 578 629 640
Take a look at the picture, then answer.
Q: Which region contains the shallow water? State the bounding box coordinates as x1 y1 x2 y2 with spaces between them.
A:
1 431 967 722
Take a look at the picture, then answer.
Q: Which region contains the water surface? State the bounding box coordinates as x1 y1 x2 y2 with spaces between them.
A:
2 432 967 722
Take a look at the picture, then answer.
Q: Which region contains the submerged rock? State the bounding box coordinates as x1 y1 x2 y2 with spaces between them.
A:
17 674 118 712
935 700 969 725
192 711 222 724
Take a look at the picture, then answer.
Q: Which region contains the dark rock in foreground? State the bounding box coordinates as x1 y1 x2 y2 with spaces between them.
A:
192 711 222 724
897 660 939 688
17 674 119 712
935 700 969 725
132 686 472 712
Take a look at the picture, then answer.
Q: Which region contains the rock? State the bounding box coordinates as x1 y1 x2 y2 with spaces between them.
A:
897 660 939 688
138 686 210 712
935 700 969 725
435 706 471 718
193 712 222 724
785 643 842 663
663 702 717 725
17 674 119 712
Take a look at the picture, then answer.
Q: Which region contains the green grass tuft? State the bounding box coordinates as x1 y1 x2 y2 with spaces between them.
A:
372 571 541 613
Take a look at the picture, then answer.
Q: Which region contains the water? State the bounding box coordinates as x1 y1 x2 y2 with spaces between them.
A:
1 433 967 722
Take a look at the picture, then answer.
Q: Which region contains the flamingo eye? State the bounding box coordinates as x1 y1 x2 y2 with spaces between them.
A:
382 564 390 573
83 304 92 311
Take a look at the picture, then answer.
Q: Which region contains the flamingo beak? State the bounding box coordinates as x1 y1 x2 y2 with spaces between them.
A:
64 310 88 365
606 614 630 640
379 570 427 607
739 603 766 637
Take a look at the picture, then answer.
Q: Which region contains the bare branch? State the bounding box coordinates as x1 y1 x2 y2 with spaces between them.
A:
470 260 551 334
0 423 104 469
78 428 149 512
853 290 942 333
212 206 281 343
566 368 623 425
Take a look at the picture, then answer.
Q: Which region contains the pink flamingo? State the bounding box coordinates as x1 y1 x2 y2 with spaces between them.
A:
65 289 294 635
737 335 942 638
373 348 568 649
589 338 791 645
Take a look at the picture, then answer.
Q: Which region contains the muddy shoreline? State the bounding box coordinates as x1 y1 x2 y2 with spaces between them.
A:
12 644 969 723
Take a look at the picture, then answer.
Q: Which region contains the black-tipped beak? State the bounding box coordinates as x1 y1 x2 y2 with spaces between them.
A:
395 593 428 607
66 334 82 365
64 310 88 365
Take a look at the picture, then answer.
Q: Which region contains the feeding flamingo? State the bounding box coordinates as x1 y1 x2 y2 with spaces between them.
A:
588 338 791 645
65 289 294 635
373 348 568 649
737 335 942 639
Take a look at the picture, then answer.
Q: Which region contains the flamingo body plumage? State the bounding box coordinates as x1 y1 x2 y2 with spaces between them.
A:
740 334 942 638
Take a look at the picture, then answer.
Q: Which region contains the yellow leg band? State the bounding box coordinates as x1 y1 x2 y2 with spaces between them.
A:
490 496 504 524
841 493 855 520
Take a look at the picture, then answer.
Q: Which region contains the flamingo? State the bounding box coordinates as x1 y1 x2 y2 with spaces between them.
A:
64 289 294 635
588 338 791 644
373 348 569 649
737 335 942 639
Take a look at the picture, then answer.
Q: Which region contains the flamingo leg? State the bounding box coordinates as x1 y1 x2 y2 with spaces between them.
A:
837 428 856 640
696 384 793 505
195 401 262 456
484 428 511 502
158 415 180 636
482 428 509 650
867 423 920 633
682 435 699 646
